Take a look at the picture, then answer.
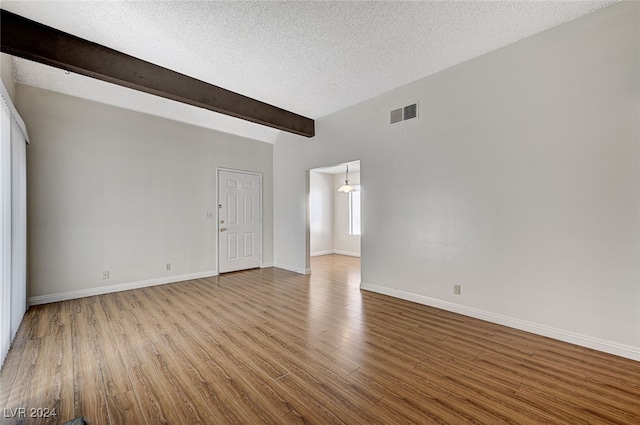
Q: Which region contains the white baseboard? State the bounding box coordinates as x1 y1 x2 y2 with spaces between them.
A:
360 282 640 362
274 263 312 275
261 262 274 268
311 250 334 257
29 270 219 306
333 250 361 258
310 250 361 258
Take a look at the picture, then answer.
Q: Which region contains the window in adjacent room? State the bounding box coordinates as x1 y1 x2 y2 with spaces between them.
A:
349 185 361 235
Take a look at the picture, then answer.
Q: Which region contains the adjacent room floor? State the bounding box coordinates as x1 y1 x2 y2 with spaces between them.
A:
1 254 639 424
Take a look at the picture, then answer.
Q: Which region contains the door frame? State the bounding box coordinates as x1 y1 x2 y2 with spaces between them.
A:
216 167 263 273
306 160 362 275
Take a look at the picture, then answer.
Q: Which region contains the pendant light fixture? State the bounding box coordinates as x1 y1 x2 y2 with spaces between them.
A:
337 164 356 193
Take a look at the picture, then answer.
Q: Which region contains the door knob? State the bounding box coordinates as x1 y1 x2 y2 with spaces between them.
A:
220 227 227 232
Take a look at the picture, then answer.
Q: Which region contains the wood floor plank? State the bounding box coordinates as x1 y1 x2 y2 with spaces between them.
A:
216 322 290 379
3 338 42 421
106 390 149 425
107 310 164 370
41 319 74 423
139 355 207 423
477 351 640 423
194 359 282 425
70 312 111 425
281 403 352 425
370 392 485 425
198 343 296 420
1 255 639 424
89 307 133 400
0 327 28 409
127 365 177 425
238 322 380 415
411 353 559 423
274 372 377 425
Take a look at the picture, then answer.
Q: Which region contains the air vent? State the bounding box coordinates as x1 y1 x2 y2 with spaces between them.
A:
390 108 403 124
404 103 417 120
390 102 418 125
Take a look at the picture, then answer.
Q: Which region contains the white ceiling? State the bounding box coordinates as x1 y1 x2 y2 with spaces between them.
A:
3 0 616 143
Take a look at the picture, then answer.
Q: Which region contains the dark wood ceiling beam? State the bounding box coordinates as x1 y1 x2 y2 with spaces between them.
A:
0 9 314 137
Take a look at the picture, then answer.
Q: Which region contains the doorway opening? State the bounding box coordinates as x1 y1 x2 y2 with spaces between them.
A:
306 160 361 276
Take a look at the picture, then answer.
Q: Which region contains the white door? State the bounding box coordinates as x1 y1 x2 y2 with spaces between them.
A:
218 170 261 273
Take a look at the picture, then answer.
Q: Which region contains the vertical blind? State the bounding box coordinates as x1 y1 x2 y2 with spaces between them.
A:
1 80 28 368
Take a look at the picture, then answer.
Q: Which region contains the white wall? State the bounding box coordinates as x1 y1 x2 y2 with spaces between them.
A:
274 2 640 359
17 84 273 302
0 54 15 102
309 171 334 256
333 171 360 256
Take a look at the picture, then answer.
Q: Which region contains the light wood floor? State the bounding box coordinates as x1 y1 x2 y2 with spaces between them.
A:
1 254 639 424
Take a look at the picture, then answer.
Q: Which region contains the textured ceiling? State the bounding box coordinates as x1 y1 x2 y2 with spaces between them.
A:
3 0 616 143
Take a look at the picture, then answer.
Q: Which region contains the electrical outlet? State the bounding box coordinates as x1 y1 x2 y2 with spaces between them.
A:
102 270 109 280
454 284 461 295
165 263 171 271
